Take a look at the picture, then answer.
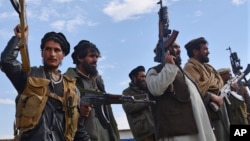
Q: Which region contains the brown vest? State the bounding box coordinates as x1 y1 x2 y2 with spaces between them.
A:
149 64 198 139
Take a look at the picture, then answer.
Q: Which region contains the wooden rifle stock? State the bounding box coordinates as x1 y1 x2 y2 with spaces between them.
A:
154 0 179 64
11 0 30 72
165 30 179 50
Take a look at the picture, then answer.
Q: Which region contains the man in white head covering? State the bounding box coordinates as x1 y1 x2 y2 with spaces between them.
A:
217 68 249 125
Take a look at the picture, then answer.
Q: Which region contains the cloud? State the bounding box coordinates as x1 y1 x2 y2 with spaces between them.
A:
0 98 15 105
231 0 246 6
0 12 9 19
47 5 97 31
38 7 58 21
190 10 203 23
119 80 129 87
98 64 116 75
46 9 96 32
194 10 203 17
103 0 158 22
50 20 66 30
120 39 126 43
0 12 17 20
24 0 96 32
66 16 85 31
99 55 107 62
97 54 117 76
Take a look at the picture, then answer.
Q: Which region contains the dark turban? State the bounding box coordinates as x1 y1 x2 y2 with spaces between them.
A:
40 32 70 56
129 66 145 80
71 40 100 64
184 37 207 51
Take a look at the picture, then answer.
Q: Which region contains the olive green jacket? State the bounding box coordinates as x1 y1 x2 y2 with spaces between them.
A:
122 83 155 141
65 68 120 141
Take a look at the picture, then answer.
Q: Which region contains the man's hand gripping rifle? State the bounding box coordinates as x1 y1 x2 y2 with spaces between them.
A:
220 73 246 105
10 0 30 72
211 66 250 112
154 0 179 64
221 64 250 103
81 89 155 128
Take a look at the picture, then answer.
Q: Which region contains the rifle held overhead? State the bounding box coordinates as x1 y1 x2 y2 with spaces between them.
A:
154 0 179 64
11 0 30 72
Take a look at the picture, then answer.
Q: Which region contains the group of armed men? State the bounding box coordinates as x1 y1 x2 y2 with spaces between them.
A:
0 24 250 141
122 38 250 141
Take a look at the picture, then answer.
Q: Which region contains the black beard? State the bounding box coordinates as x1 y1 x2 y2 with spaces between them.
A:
135 80 147 91
198 54 209 63
169 50 182 66
175 56 182 66
82 62 98 76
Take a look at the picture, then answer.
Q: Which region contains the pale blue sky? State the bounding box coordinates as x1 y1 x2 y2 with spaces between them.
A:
0 0 249 139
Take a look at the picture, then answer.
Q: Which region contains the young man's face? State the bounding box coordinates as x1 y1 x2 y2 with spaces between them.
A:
41 40 65 70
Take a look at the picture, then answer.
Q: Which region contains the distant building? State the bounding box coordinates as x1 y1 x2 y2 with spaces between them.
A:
119 129 134 141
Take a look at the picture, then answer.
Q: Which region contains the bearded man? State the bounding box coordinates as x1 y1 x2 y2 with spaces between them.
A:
122 66 155 141
146 40 216 141
183 37 230 141
64 40 119 141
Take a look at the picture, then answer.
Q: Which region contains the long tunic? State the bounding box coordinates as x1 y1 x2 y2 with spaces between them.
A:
184 58 230 141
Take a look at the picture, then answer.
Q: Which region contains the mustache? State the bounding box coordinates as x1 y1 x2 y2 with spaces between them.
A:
89 62 97 66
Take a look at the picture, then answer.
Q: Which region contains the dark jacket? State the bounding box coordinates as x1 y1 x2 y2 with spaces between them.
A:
1 36 90 141
122 83 155 141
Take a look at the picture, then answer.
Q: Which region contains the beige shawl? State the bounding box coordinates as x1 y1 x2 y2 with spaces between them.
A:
184 58 224 97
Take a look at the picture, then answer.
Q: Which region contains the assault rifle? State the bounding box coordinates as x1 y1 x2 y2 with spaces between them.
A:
220 73 246 105
227 47 243 75
226 47 250 86
11 0 30 72
223 64 250 102
211 62 250 111
154 0 179 64
81 89 155 128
